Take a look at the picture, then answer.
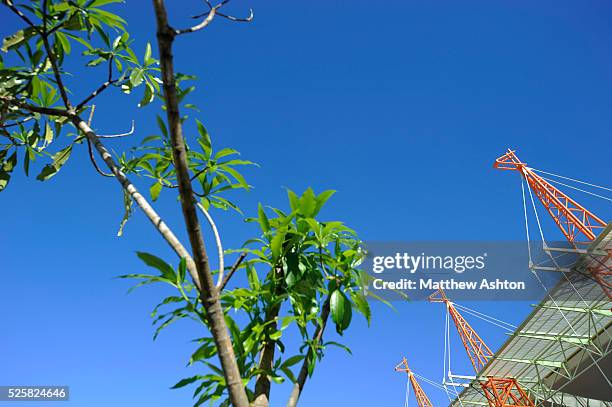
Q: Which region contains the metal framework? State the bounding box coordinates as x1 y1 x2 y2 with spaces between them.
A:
395 357 435 407
493 149 606 244
429 289 536 407
494 149 611 300
447 151 612 407
447 254 612 407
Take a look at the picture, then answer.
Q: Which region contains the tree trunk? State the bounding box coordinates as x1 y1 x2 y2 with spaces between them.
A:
286 296 331 407
151 2 249 406
253 266 285 407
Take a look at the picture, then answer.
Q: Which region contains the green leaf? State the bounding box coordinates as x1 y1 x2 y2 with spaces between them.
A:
315 190 335 213
2 27 36 52
136 252 176 281
90 0 124 6
177 257 187 283
55 32 71 55
3 152 17 173
325 341 353 355
287 189 300 211
245 263 260 290
270 229 286 261
171 375 203 389
280 355 305 369
138 82 154 107
144 42 153 65
189 340 217 364
0 171 10 191
36 145 73 181
117 189 133 237
350 291 371 325
196 119 212 158
43 122 54 147
129 68 144 87
299 188 317 217
150 181 162 201
257 203 270 233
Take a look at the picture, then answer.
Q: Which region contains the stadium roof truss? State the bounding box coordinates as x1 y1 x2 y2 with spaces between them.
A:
451 224 612 407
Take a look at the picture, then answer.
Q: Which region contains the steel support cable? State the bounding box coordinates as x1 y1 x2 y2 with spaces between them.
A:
540 176 612 203
443 304 468 407
453 303 517 332
414 373 449 391
523 179 612 390
444 306 449 383
405 379 410 407
530 167 612 193
525 175 612 339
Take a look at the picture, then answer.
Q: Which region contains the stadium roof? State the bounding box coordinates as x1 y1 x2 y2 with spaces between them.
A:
451 224 612 407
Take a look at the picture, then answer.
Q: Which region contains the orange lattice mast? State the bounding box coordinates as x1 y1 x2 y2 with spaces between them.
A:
429 289 535 407
494 148 610 299
493 149 606 244
395 357 435 407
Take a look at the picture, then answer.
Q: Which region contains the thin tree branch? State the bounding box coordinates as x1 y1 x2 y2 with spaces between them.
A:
0 116 34 129
86 137 114 177
253 265 285 407
4 0 37 28
175 6 218 35
165 166 210 188
193 1 254 23
0 96 71 117
218 251 247 291
41 34 71 109
196 202 225 288
215 9 253 22
72 116 202 289
76 56 117 110
286 295 331 407
97 120 135 138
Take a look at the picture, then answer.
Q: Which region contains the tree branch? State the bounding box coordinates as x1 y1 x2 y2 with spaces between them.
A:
4 0 37 28
0 96 71 117
218 251 247 291
286 295 331 407
196 202 225 288
76 56 117 110
253 265 284 407
86 137 114 177
97 120 135 138
152 1 249 406
175 6 218 35
72 116 202 289
41 34 71 109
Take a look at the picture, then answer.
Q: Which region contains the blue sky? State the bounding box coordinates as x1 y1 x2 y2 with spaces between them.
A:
1 1 611 406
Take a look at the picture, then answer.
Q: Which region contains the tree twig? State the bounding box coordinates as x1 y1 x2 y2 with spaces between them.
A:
196 202 225 288
175 6 218 35
218 251 247 291
0 96 71 117
0 116 34 129
97 120 135 138
76 56 117 110
86 137 114 177
4 0 37 28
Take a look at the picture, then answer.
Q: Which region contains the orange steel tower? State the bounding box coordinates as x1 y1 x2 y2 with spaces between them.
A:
493 149 606 244
494 149 611 299
428 289 535 407
395 357 435 407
